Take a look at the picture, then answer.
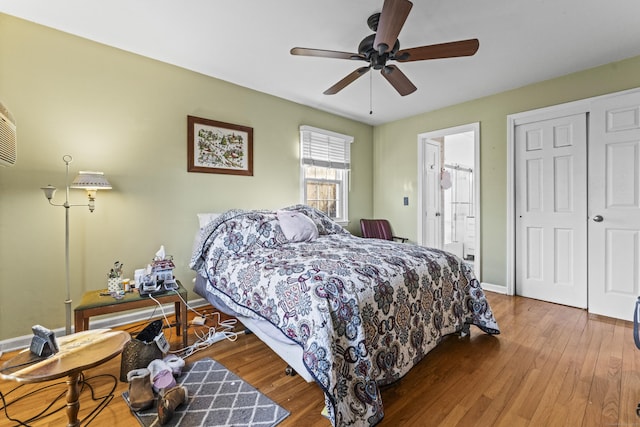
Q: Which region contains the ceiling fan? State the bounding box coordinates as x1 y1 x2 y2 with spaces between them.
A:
290 0 479 96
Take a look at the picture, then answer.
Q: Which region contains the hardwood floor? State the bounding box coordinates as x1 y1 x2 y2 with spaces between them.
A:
1 292 640 426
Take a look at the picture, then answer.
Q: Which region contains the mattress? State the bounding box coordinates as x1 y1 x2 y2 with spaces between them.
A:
194 275 314 382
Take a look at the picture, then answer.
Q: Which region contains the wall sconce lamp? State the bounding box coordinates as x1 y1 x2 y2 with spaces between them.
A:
41 154 112 335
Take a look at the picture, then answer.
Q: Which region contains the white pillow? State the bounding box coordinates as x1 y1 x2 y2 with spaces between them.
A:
197 213 221 229
277 210 319 242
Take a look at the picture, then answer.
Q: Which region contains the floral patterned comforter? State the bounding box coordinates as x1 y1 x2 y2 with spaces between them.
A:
190 206 499 427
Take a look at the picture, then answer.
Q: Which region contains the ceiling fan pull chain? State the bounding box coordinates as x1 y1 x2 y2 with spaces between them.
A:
370 70 373 115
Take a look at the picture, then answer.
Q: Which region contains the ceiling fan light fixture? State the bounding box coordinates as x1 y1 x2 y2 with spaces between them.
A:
372 53 386 70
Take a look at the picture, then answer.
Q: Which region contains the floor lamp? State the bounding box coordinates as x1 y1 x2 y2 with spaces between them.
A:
41 154 112 335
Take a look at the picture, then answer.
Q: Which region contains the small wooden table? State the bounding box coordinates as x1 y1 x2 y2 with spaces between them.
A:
0 329 130 427
74 280 188 348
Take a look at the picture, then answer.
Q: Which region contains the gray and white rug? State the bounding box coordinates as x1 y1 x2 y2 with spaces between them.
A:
123 357 290 427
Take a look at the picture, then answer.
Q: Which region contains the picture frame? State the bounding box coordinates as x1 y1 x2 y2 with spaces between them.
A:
187 115 253 176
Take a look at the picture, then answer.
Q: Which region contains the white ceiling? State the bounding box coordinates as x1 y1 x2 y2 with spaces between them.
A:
2 0 640 125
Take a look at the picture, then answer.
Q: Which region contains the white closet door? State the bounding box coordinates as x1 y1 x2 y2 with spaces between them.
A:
588 91 640 320
515 114 588 307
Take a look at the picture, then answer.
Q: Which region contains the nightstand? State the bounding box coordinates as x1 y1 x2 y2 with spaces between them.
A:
74 280 188 348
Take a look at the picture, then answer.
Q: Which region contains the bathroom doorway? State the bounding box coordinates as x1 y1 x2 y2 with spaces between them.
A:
418 123 480 278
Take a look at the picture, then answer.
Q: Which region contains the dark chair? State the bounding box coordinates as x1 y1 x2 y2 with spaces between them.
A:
360 219 408 243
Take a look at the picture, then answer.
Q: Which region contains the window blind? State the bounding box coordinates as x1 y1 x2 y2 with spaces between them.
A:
300 125 353 170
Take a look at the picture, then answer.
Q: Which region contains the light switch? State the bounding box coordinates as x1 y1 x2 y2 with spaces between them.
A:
403 197 409 206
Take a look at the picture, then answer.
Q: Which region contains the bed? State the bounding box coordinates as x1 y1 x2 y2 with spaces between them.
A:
189 205 499 427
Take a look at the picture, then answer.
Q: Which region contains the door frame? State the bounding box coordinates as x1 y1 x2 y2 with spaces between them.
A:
505 87 640 296
507 100 590 295
424 139 442 250
417 122 481 280
513 112 588 307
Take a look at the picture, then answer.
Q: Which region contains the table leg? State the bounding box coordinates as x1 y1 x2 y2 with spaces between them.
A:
74 310 90 333
181 299 188 348
66 372 82 427
174 300 188 348
74 311 83 333
174 301 181 338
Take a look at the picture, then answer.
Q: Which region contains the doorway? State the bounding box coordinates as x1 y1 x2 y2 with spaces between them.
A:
418 122 481 280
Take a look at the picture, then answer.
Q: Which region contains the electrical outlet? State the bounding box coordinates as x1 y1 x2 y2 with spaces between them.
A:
403 196 409 206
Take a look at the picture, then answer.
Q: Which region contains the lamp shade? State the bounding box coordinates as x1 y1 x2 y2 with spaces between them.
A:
70 171 112 190
40 184 57 200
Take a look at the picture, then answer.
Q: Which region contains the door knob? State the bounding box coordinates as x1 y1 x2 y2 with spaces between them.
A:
435 212 441 217
593 215 603 222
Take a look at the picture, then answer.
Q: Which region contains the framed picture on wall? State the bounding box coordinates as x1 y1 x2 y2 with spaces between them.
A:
187 115 253 176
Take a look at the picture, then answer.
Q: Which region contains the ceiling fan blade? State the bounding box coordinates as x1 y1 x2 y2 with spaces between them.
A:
395 39 479 62
381 65 416 96
290 47 364 60
373 0 413 55
324 67 371 95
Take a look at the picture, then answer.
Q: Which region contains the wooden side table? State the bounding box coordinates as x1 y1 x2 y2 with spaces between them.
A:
0 329 130 427
74 280 188 348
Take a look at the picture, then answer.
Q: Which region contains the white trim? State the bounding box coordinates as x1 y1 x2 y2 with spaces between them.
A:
417 122 481 280
506 116 515 296
299 125 352 223
0 298 208 353
299 125 354 143
480 282 507 294
417 139 425 244
507 99 591 296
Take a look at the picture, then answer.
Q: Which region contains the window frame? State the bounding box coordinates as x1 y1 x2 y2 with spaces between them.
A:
299 125 353 225
303 169 345 221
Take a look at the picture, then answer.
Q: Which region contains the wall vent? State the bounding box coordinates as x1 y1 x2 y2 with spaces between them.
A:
0 101 17 167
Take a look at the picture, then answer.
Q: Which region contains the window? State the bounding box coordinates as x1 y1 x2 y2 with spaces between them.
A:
300 125 353 224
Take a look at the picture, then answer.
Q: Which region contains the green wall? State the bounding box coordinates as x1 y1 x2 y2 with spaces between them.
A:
0 14 373 341
374 55 640 287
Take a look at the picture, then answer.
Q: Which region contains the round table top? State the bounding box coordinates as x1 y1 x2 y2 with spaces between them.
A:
0 329 130 383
